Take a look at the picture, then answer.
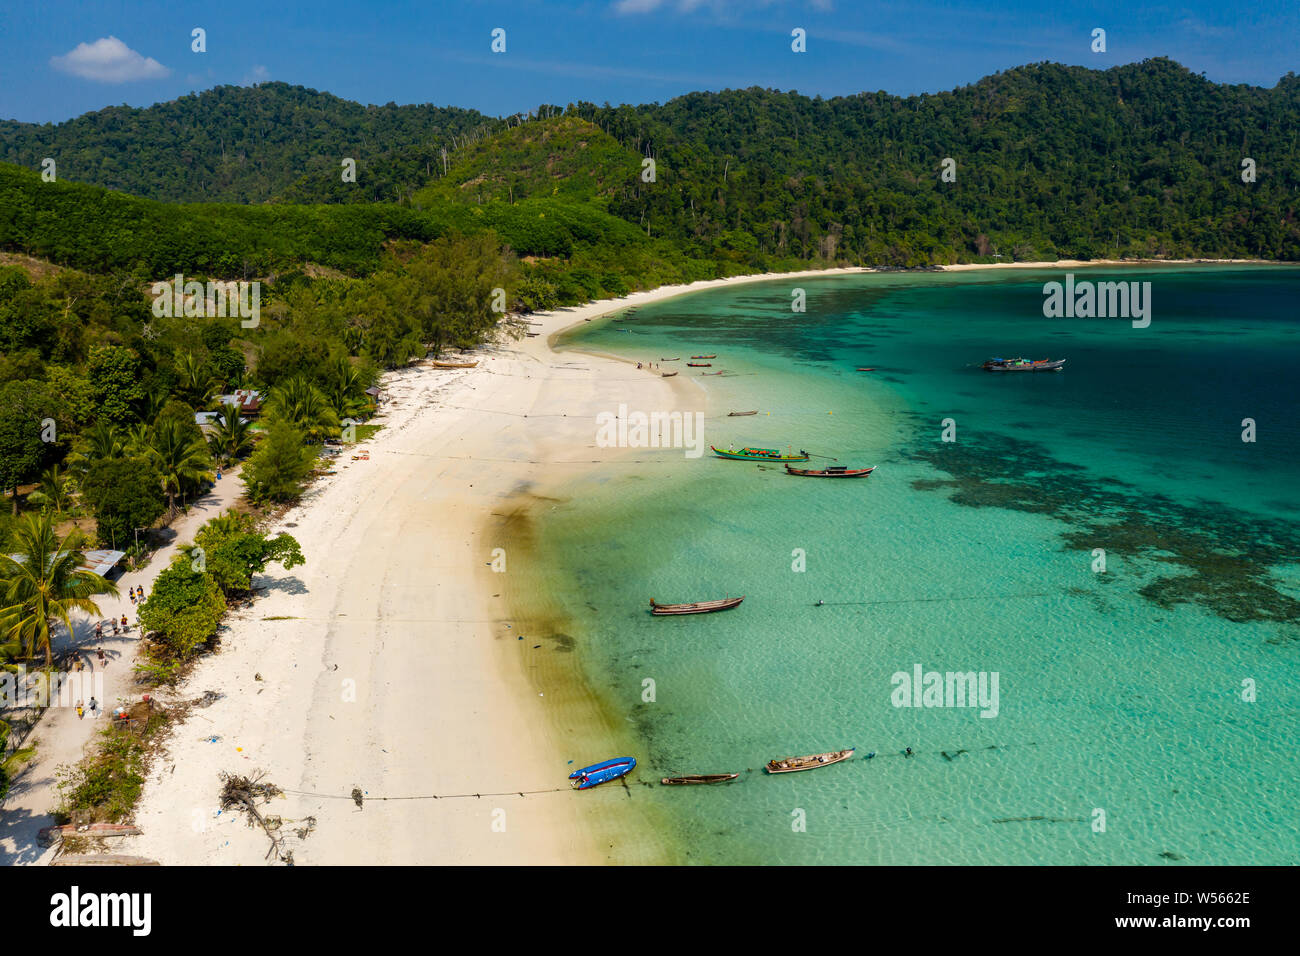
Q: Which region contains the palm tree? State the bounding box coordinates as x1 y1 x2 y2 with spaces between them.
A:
175 351 220 407
67 421 122 476
323 356 370 422
207 402 254 465
138 387 170 425
146 418 214 514
122 422 152 457
0 512 119 666
267 376 340 444
26 465 77 516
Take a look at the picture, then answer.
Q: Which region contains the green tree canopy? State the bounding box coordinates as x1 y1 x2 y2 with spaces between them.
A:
79 456 166 550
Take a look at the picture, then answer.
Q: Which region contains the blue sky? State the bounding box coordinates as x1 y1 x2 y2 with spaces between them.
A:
1 0 1295 124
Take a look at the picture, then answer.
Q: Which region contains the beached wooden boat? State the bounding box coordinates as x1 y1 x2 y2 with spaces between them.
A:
650 596 744 616
661 773 740 785
728 410 758 416
691 354 717 359
786 464 876 478
662 371 678 377
982 357 1065 372
430 360 479 369
526 332 540 337
712 446 809 462
570 757 636 789
687 362 712 367
766 748 856 773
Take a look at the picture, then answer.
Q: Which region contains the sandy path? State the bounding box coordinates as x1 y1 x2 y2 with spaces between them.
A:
0 467 246 865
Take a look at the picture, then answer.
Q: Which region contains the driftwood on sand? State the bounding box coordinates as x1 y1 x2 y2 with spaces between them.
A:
219 770 310 864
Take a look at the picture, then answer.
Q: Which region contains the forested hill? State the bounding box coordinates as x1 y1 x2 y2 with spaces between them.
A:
0 82 490 204
5 59 1297 262
555 58 1300 262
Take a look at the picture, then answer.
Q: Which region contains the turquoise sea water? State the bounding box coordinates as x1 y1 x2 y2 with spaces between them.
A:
543 266 1300 865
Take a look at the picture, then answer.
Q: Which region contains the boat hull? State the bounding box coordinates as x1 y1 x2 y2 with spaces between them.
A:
766 748 856 773
785 465 876 478
712 446 810 462
661 773 740 785
982 358 1065 372
570 757 636 789
651 596 744 615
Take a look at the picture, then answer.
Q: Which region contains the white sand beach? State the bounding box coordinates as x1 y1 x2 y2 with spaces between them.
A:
120 267 873 865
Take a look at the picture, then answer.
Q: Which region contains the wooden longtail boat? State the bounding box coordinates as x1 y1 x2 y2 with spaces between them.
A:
691 354 717 359
702 371 725 376
712 446 809 462
766 748 856 773
650 596 744 616
661 773 740 785
687 362 712 367
856 367 876 371
785 464 876 478
662 371 678 377
982 357 1065 372
660 357 680 362
728 410 758 416
569 757 636 789
430 361 479 369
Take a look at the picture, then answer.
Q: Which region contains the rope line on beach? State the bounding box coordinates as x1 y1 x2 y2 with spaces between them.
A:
279 786 572 801
383 450 694 465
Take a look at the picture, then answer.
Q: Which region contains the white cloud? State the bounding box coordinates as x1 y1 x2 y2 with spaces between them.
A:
50 36 169 83
242 65 271 85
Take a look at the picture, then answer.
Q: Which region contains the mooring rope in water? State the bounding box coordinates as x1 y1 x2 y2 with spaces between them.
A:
276 740 1048 805
813 590 1059 608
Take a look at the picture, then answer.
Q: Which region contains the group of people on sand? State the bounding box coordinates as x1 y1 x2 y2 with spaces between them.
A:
72 584 149 723
636 360 660 371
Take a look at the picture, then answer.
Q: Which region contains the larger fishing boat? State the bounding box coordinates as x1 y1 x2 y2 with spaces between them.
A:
982 357 1066 372
712 446 809 462
766 748 856 773
569 757 636 789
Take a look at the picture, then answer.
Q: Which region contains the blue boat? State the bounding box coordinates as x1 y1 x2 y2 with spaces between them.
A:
569 757 636 789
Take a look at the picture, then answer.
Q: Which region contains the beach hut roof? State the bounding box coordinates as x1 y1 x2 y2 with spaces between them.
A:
6 549 124 577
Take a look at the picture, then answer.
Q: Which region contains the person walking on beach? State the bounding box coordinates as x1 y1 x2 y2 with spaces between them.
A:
94 620 103 640
129 591 136 607
120 614 129 631
76 701 84 720
136 585 144 601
